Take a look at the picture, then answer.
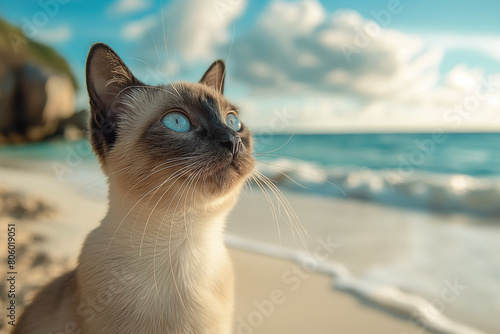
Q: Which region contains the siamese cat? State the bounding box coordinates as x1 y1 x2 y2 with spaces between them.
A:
13 43 254 334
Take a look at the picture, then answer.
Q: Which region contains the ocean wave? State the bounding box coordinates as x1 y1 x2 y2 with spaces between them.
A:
225 234 485 334
256 158 500 217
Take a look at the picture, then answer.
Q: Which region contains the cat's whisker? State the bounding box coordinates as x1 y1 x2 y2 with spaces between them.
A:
123 158 195 204
77 164 132 192
243 177 254 197
252 170 309 251
219 24 236 93
139 164 196 255
126 158 189 211
254 158 347 198
253 153 307 162
171 25 180 83
234 69 251 85
148 31 169 82
116 84 177 100
254 160 309 190
153 169 201 321
254 170 303 228
153 175 191 305
252 172 297 244
129 57 175 87
255 133 295 154
254 170 310 250
249 173 282 246
151 156 195 171
99 180 170 263
254 173 281 220
126 158 193 233
178 167 200 248
185 168 204 255
100 162 197 263
130 53 182 101
130 162 193 250
170 168 203 254
151 31 183 99
230 90 290 101
160 0 175 82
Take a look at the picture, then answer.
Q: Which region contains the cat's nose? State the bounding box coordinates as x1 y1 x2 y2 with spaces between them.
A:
219 133 242 158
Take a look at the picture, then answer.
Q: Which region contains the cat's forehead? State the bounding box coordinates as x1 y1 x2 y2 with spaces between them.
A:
159 82 236 115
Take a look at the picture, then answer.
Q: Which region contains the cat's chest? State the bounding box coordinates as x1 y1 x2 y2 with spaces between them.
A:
78 240 230 333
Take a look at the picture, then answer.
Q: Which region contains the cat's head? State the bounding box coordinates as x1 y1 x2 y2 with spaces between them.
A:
86 43 254 204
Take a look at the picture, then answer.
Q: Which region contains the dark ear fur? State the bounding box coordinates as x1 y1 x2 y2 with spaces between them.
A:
86 43 142 160
200 60 225 93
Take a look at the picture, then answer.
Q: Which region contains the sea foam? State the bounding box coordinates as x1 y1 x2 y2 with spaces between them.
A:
256 158 500 217
225 234 485 334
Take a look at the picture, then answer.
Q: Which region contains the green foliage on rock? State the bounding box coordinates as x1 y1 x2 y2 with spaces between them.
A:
0 17 77 89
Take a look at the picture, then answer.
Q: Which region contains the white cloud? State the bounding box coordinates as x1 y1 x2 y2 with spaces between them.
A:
424 34 500 62
122 15 157 40
231 2 442 100
127 0 500 132
145 0 247 63
227 0 500 132
244 72 500 133
37 25 72 44
108 0 152 15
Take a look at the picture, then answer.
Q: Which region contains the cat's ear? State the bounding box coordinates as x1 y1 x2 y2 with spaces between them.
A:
86 43 142 160
200 60 225 93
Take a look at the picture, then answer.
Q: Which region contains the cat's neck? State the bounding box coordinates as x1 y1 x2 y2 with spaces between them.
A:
76 184 236 334
97 183 239 254
79 182 237 288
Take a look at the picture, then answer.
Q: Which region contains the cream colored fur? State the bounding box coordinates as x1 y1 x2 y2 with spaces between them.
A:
13 182 240 334
13 45 253 334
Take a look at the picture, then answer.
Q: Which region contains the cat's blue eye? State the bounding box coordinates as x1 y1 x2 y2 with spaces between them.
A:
226 113 241 132
161 112 191 133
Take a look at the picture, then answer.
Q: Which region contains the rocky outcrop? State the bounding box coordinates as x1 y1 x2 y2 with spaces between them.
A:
0 18 81 143
0 63 76 142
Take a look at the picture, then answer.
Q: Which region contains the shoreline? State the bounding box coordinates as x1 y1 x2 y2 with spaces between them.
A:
227 235 482 334
230 248 436 334
0 164 491 334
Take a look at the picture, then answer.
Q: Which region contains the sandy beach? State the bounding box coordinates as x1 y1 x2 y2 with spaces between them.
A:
1 0 499 332
232 248 438 334
0 164 443 334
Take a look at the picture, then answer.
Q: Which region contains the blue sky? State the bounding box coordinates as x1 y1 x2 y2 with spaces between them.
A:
2 0 500 132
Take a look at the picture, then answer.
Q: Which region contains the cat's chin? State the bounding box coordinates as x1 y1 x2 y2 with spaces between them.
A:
211 162 244 182
204 155 253 192
214 154 253 177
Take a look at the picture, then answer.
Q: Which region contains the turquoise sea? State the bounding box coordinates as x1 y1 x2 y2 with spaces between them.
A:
1 132 499 333
2 132 499 216
256 132 500 217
